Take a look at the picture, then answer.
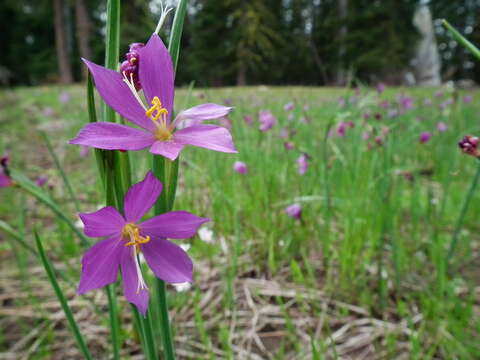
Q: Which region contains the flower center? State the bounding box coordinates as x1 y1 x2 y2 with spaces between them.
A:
122 223 150 293
145 96 173 141
122 223 150 252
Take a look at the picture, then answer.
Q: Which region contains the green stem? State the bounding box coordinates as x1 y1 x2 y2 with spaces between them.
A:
447 160 480 263
155 278 176 360
442 20 480 61
34 230 93 360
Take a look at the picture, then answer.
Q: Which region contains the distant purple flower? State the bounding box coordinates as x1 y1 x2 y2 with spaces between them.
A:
363 112 370 120
419 132 432 144
346 121 354 128
285 203 302 220
259 110 276 132
284 142 295 151
77 171 209 314
376 83 385 94
224 98 233 106
279 128 290 139
233 161 248 174
380 100 389 109
436 122 448 132
362 131 370 141
374 112 383 120
70 34 236 161
59 92 70 105
35 176 48 187
336 122 346 137
463 95 473 104
43 107 54 117
243 115 253 126
435 90 443 97
284 102 294 111
287 113 294 122
338 97 346 108
400 96 414 110
375 136 384 146
387 109 399 118
296 153 309 175
0 154 12 188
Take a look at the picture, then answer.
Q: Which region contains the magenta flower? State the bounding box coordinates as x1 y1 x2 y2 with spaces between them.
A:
59 91 71 105
233 161 248 174
259 110 276 132
243 115 253 126
336 122 346 137
77 171 209 314
463 95 473 104
70 34 236 161
35 176 48 187
0 154 12 188
436 122 448 132
296 153 309 175
376 83 385 94
284 102 294 111
419 132 432 144
400 95 414 110
459 136 480 158
286 203 302 220
284 142 294 151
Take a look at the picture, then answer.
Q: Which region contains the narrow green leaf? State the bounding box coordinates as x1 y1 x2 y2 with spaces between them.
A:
0 219 37 256
40 132 81 213
168 0 189 72
34 230 93 360
10 169 89 248
442 20 480 61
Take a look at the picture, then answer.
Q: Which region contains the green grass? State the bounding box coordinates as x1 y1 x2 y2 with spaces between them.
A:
1 84 480 358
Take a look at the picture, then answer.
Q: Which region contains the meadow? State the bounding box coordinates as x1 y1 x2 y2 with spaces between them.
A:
1 84 480 359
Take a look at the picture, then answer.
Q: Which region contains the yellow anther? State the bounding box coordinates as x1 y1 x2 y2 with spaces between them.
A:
145 96 168 122
129 57 137 65
122 223 150 250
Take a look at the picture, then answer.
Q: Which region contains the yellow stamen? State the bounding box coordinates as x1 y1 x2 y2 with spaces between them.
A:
145 96 173 141
122 223 150 253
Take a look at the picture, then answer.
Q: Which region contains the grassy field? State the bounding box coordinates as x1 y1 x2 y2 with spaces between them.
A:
1 84 480 359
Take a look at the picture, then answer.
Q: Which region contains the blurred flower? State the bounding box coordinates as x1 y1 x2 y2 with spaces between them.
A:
400 95 413 110
243 115 253 126
336 122 346 136
346 121 354 128
296 153 309 175
198 226 214 244
363 112 370 120
287 113 294 122
284 102 294 111
374 136 384 146
284 142 295 151
337 97 346 108
259 110 276 132
387 109 399 118
436 122 448 132
458 135 480 158
35 176 48 187
223 98 233 106
463 95 473 104
280 128 290 139
77 171 209 314
435 90 443 97
71 34 236 161
419 132 432 144
380 100 389 109
59 91 71 105
43 107 54 117
362 131 370 141
0 154 12 188
376 83 385 94
374 112 383 120
286 203 302 220
233 161 248 175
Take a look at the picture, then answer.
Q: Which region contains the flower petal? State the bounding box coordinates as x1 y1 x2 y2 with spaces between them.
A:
121 247 149 315
138 34 174 118
124 170 162 223
149 140 185 161
173 124 237 154
83 59 154 131
142 238 193 283
77 236 123 294
0 174 12 187
69 122 155 151
79 206 125 237
174 103 232 129
140 211 209 239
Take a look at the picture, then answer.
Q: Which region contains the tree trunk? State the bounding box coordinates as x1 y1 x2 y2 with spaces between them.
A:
53 0 73 83
336 0 348 86
75 0 92 79
236 62 247 86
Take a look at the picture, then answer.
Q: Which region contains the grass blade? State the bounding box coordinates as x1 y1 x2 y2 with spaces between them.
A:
34 230 93 360
442 20 480 61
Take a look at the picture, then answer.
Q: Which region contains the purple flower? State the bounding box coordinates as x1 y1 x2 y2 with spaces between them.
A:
336 122 346 137
376 83 385 94
0 154 12 188
400 96 414 110
419 132 432 144
243 115 253 126
233 161 248 174
458 135 480 158
77 171 209 314
284 142 294 151
35 176 48 187
286 203 302 220
362 131 370 141
279 128 290 139
59 92 70 105
70 34 236 161
287 113 294 122
436 122 448 132
259 110 276 132
284 102 294 111
435 90 444 97
224 98 233 106
374 112 383 120
120 42 145 91
387 109 399 118
296 153 309 175
463 95 473 104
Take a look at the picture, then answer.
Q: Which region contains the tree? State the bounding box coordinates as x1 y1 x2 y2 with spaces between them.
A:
53 0 73 83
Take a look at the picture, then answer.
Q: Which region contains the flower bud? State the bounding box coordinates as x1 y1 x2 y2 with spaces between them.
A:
120 42 144 91
458 136 480 158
